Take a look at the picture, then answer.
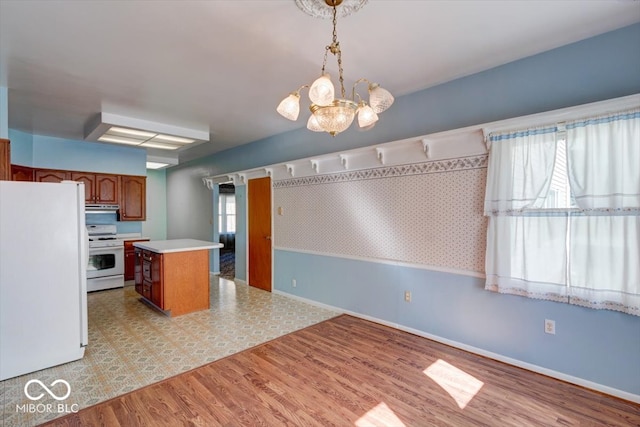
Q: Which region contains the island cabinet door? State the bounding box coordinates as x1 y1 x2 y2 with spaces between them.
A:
134 248 143 294
150 253 164 308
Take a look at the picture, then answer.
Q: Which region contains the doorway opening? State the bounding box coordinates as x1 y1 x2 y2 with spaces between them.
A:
218 183 236 280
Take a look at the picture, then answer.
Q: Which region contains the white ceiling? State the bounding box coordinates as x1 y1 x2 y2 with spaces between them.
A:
1 0 639 164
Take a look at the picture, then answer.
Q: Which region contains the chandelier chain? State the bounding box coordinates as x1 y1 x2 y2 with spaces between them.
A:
331 4 346 98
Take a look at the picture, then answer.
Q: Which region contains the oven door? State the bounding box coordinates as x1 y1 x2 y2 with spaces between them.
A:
87 246 124 279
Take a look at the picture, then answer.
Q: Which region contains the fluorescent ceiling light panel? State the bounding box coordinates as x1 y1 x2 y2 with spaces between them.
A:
140 141 181 150
109 127 156 138
85 112 209 151
151 134 195 144
97 135 145 145
146 162 170 169
147 154 179 169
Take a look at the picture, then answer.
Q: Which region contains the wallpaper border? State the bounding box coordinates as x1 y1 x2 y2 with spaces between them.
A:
273 154 489 188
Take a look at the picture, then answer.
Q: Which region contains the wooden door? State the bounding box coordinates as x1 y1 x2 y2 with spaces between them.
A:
120 175 146 221
71 172 97 203
96 174 119 204
248 176 272 291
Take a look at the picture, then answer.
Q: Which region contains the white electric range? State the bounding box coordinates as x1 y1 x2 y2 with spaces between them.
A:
86 224 124 292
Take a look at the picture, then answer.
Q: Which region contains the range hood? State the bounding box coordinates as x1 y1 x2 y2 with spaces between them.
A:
85 204 119 213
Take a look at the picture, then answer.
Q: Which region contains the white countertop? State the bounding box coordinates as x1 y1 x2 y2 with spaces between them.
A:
133 239 223 254
117 234 149 242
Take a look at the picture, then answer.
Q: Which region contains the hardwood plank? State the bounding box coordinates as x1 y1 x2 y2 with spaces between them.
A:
41 315 640 427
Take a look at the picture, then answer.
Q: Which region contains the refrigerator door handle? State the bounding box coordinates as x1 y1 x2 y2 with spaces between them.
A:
78 183 89 348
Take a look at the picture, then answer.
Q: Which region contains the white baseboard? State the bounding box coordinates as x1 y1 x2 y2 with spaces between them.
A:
273 290 640 404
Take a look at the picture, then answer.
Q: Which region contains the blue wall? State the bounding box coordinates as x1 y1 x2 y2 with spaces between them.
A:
234 184 247 282
169 24 640 398
0 87 7 139
142 168 168 241
274 251 640 396
9 129 147 234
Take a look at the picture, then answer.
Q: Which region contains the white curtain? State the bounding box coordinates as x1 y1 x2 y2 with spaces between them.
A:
485 109 640 316
565 109 640 315
484 126 564 302
569 216 640 314
484 127 557 215
485 216 567 301
566 109 640 211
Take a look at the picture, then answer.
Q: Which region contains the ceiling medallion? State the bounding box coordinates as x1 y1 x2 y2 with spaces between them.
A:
294 0 369 19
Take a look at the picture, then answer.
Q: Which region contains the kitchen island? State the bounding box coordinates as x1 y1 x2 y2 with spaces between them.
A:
133 239 223 316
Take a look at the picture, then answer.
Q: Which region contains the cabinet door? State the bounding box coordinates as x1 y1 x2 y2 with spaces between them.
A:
125 250 136 281
126 240 149 280
134 248 143 295
11 165 34 181
70 172 97 203
0 139 10 181
120 175 146 221
35 169 69 183
151 253 164 308
142 280 152 300
96 174 119 204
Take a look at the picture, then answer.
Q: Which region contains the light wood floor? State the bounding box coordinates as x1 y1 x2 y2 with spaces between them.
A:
42 315 639 426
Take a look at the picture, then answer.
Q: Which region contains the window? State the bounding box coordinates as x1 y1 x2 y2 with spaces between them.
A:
541 136 577 210
218 193 236 233
484 108 640 316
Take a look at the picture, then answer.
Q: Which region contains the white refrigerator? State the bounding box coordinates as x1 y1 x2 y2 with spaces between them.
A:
0 180 88 381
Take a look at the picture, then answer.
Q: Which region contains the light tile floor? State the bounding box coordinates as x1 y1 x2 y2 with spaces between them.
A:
0 277 337 427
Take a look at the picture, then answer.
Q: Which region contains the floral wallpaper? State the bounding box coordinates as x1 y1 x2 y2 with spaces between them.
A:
273 155 488 274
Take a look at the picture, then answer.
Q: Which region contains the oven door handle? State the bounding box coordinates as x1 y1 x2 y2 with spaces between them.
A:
89 246 124 255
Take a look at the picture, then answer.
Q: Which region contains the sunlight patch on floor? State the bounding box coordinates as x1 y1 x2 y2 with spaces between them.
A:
355 402 406 427
424 359 484 409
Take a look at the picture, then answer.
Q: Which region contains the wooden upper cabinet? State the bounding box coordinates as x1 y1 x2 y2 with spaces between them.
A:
70 172 96 203
0 139 10 181
7 163 146 221
70 172 118 204
95 174 119 204
11 164 34 181
120 175 146 221
35 169 70 183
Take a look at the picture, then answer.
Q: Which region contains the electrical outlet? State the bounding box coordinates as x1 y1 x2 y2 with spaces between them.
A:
404 291 411 302
544 319 556 335
292 279 297 288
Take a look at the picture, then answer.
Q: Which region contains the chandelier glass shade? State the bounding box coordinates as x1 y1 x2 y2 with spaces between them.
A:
276 93 301 121
277 0 393 136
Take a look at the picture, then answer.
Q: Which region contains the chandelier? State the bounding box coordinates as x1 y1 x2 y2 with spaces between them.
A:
277 0 394 136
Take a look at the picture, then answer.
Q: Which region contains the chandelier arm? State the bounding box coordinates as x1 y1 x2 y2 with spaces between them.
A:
296 84 310 94
351 77 370 101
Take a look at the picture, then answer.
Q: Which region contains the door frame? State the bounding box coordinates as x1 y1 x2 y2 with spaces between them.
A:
210 175 274 289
